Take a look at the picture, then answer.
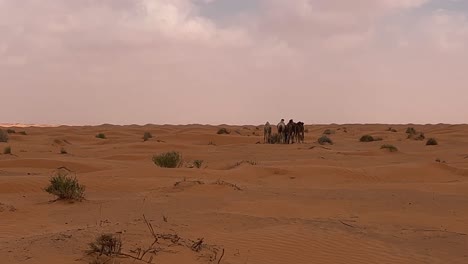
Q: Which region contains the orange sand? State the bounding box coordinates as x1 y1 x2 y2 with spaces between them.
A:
1 124 467 264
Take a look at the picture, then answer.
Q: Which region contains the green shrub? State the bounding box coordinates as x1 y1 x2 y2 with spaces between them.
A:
3 146 11 154
360 135 374 142
152 151 182 168
217 128 230 135
381 144 398 152
426 138 438 146
193 160 204 168
44 170 85 201
318 135 333 145
143 132 153 141
96 133 106 139
6 129 16 134
0 130 8 142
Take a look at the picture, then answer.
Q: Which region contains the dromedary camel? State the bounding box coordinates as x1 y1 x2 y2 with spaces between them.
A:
277 119 286 144
295 122 305 143
264 122 272 143
286 119 296 144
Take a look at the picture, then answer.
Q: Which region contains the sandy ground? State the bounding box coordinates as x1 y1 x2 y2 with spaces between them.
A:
1 124 467 264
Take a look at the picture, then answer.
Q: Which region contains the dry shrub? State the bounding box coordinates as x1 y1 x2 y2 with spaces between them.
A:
318 135 333 145
381 144 398 152
153 151 182 168
88 234 122 256
217 128 230 135
426 138 438 146
143 132 153 141
0 129 8 142
44 169 85 201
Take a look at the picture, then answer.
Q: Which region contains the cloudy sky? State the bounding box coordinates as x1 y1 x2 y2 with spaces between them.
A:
1 0 467 125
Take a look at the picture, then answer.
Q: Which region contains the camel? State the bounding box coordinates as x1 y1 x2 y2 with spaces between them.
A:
286 119 296 144
277 119 286 144
295 122 305 143
264 122 272 143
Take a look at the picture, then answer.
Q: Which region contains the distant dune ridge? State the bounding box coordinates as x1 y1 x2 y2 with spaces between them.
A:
0 124 467 264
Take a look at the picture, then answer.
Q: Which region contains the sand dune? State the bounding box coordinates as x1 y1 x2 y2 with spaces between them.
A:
1 124 467 264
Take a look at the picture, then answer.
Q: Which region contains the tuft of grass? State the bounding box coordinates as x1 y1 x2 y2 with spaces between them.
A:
3 146 11 155
143 132 153 142
95 133 106 139
44 169 85 201
381 144 398 152
323 129 335 135
0 129 8 142
88 234 122 256
318 135 333 145
217 128 230 135
360 135 375 142
6 129 16 134
193 160 204 168
60 147 68 154
152 151 182 168
426 138 438 146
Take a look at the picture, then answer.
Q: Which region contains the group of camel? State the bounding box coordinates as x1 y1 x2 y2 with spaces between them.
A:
263 119 305 144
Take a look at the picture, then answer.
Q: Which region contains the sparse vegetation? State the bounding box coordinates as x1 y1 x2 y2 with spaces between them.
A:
318 135 333 145
19 131 27 135
360 135 382 142
88 234 122 256
6 129 16 134
323 129 335 135
387 127 397 132
193 160 204 168
152 151 182 168
3 146 11 154
44 169 85 201
217 128 230 135
95 133 106 139
435 158 446 163
0 129 8 142
381 144 398 152
426 138 438 146
60 147 68 154
406 127 417 135
143 132 153 141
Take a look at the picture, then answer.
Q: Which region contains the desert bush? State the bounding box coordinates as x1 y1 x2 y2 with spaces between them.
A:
323 129 335 135
19 131 27 135
3 146 11 154
0 130 8 142
44 169 85 201
143 132 153 141
387 127 397 132
152 151 182 168
217 128 230 135
88 234 122 256
408 132 425 141
60 147 68 154
426 138 438 146
360 135 382 142
95 133 106 139
406 127 417 135
6 129 16 134
193 160 204 168
381 144 398 152
318 135 333 145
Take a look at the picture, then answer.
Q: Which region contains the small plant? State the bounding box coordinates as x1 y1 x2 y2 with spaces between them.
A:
193 160 204 168
217 128 230 135
406 127 417 135
152 151 182 168
318 135 333 145
387 127 397 132
323 129 335 135
3 146 11 154
6 129 16 134
96 133 106 139
426 138 438 146
19 131 27 135
60 147 68 154
88 234 122 256
381 144 398 152
143 132 153 141
44 169 85 201
0 130 8 142
360 135 374 142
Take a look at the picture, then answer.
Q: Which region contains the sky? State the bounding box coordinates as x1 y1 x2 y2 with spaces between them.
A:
1 0 467 125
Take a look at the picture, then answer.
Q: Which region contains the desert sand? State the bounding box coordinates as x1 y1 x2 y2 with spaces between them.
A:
1 124 467 264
